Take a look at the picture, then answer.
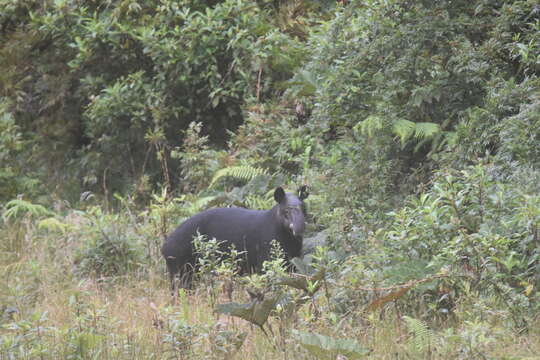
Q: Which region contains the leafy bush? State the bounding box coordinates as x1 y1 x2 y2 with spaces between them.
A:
0 101 41 202
73 208 144 278
380 163 540 324
287 0 540 224
0 0 313 199
171 121 222 193
230 103 314 174
498 94 540 167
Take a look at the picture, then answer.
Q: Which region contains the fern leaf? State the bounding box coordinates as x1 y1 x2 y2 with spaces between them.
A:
187 196 218 214
354 115 384 137
2 199 53 221
392 119 416 146
445 131 459 147
38 217 68 234
244 195 274 210
403 316 433 354
414 122 440 139
210 166 267 188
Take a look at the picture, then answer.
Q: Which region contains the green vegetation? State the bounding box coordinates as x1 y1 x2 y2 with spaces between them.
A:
1 0 539 358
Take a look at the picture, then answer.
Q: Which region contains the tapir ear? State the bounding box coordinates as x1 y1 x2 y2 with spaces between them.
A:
274 187 286 203
298 185 309 200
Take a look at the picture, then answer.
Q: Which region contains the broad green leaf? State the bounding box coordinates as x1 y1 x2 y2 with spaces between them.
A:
215 292 282 327
293 330 370 359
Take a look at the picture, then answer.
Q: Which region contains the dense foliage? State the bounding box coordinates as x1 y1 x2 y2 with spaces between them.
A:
1 0 539 358
1 0 317 199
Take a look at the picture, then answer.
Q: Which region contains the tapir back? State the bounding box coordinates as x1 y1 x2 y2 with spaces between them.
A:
161 207 291 275
161 186 308 289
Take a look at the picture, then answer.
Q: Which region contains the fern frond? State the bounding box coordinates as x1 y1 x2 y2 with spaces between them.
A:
186 196 218 215
210 165 267 188
355 115 385 137
244 194 274 210
38 217 68 234
392 119 416 146
392 120 441 147
403 316 433 354
2 199 54 221
414 122 440 139
445 131 459 147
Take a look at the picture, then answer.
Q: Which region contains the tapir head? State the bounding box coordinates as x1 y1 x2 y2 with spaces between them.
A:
274 186 309 238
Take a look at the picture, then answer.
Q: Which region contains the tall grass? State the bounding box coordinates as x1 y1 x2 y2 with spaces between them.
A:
1 207 540 359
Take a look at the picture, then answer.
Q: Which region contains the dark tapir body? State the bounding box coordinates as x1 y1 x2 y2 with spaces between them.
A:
161 186 308 289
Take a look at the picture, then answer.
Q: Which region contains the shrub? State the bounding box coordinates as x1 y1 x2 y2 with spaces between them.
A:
381 162 540 325
73 208 144 278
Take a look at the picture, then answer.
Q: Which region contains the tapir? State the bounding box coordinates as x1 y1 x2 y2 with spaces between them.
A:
161 186 309 289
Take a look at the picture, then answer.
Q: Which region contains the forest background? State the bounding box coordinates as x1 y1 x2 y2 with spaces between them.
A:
1 0 540 358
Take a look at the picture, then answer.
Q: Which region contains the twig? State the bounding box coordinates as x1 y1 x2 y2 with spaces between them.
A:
350 274 451 292
103 167 109 212
256 64 263 101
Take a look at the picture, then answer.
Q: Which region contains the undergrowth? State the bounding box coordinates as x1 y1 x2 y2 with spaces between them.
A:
1 194 540 359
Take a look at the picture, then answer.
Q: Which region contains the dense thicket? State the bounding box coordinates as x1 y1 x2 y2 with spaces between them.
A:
1 0 326 200
1 0 540 357
2 0 538 202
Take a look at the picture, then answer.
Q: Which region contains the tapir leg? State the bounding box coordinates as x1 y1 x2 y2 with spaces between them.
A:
179 266 194 289
165 259 179 296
